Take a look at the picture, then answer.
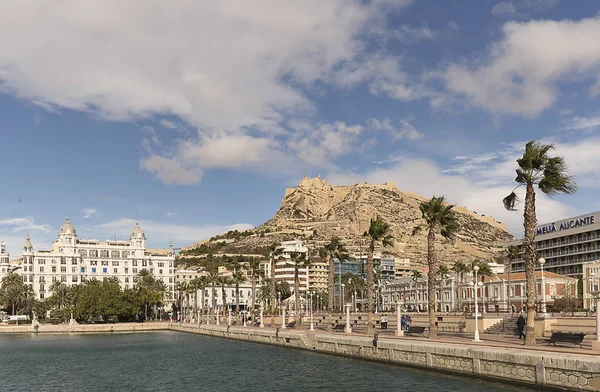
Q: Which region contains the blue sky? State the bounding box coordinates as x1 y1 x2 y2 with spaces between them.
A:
1 0 600 257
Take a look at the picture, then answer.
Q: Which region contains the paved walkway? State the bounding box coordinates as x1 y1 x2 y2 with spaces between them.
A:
249 320 598 356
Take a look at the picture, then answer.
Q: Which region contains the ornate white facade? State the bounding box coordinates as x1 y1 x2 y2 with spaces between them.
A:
21 218 175 301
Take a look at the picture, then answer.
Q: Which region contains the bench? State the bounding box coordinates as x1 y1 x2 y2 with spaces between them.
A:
546 332 585 348
405 326 426 336
286 321 296 329
333 324 346 332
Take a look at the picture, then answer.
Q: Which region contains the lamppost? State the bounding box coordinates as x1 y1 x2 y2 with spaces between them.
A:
588 272 600 351
538 257 547 315
520 283 524 312
278 292 281 315
354 290 357 313
471 264 482 342
341 283 345 312
309 291 314 331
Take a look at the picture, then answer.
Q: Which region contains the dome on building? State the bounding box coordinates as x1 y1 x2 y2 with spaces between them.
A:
24 232 33 251
59 217 76 236
130 222 146 239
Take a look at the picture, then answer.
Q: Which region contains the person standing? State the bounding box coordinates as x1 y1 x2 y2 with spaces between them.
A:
516 313 526 339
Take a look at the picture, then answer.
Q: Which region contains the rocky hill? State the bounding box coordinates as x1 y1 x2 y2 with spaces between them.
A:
183 177 513 267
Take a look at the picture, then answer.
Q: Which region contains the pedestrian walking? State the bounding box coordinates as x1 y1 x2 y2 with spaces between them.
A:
516 313 526 339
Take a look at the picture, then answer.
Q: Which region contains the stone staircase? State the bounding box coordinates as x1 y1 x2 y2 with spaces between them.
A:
485 315 518 335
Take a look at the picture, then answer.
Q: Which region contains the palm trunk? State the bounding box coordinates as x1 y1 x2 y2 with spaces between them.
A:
236 282 240 313
221 284 227 315
270 258 276 326
251 274 256 324
427 227 437 339
459 272 463 312
193 289 198 321
211 283 217 322
186 293 190 321
366 241 375 335
294 265 300 325
523 182 537 345
200 288 205 321
327 254 334 332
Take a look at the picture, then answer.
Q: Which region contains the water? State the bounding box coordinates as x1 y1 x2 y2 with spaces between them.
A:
0 332 536 392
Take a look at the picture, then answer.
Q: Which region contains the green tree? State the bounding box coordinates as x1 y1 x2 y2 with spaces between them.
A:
363 217 393 335
413 196 459 339
437 265 450 312
268 243 283 325
503 140 577 345
451 261 469 312
206 269 220 322
287 251 310 325
230 267 246 313
320 236 349 332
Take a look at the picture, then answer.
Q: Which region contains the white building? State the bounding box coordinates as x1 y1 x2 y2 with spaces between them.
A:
0 241 20 281
271 240 310 292
21 218 176 302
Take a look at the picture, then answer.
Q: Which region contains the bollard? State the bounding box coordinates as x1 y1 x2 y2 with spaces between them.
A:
276 327 280 338
373 332 379 347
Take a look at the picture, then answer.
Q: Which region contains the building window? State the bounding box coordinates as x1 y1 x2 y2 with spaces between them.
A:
103 268 107 273
40 284 45 292
40 293 44 299
61 266 66 273
101 261 108 266
39 267 44 272
124 268 128 273
142 260 148 267
92 268 96 273
61 276 66 282
112 261 119 266
71 259 77 265
72 276 77 283
113 268 118 274
61 258 66 265
52 266 57 273
125 277 129 283
132 260 138 267
133 268 137 274
159 269 163 275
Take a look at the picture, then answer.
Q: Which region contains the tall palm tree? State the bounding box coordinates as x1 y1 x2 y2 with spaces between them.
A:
268 243 283 325
451 261 469 312
189 277 202 321
505 246 519 313
230 267 246 313
49 281 70 310
320 236 349 332
363 216 393 335
503 140 577 345
473 261 494 313
287 251 310 325
218 275 233 315
206 269 220 322
437 265 450 312
413 196 459 339
247 257 264 323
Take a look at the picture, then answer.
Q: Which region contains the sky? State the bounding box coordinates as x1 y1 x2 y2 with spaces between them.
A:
1 0 600 258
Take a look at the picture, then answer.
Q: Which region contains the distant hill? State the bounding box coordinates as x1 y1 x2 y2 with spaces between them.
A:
181 177 513 267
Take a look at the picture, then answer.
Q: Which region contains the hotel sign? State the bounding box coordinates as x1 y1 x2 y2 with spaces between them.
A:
536 215 596 236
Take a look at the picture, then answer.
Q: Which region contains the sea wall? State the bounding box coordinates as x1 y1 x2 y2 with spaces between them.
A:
173 324 600 391
0 322 169 334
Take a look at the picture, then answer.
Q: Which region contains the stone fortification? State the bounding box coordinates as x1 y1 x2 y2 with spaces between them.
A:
197 177 513 266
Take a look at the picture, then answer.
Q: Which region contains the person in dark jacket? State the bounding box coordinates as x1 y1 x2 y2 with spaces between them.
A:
516 313 526 339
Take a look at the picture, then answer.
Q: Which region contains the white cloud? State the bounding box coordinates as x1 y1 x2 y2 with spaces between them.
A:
97 219 254 247
563 114 600 132
81 208 100 219
0 216 52 233
367 118 424 140
164 212 180 218
491 2 517 18
139 155 203 185
443 17 600 117
0 1 419 185
159 119 177 129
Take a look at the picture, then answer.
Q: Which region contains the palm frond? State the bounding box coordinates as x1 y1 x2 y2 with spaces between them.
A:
502 191 519 211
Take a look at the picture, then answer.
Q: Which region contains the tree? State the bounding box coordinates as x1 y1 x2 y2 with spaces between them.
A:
437 265 450 312
505 246 519 313
247 257 264 323
287 251 310 325
49 281 70 310
206 269 220 322
363 216 393 335
218 275 233 316
413 196 459 339
189 277 202 321
230 267 246 313
0 272 28 315
451 261 469 312
503 140 577 345
473 261 495 313
320 236 349 332
268 243 283 325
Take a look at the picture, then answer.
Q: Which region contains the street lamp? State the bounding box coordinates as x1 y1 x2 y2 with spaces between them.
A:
309 290 314 331
341 283 345 312
589 272 600 351
538 257 547 315
471 264 482 342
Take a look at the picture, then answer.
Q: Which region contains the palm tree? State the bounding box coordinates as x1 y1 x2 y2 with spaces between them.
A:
218 275 233 315
451 261 469 312
269 243 283 325
437 265 450 312
363 216 393 335
503 140 577 345
287 251 310 325
413 196 459 339
505 246 519 313
247 257 264 323
49 281 70 310
473 261 494 313
0 272 26 315
230 267 246 313
189 277 202 321
206 269 220 322
320 236 349 332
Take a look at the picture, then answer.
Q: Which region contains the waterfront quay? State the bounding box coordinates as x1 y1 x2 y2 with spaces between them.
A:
4 321 599 391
